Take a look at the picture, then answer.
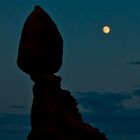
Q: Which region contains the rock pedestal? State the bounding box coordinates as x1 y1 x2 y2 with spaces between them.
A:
27 74 108 140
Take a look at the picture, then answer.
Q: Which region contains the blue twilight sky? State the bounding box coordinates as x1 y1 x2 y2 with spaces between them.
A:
0 0 140 111
0 0 140 139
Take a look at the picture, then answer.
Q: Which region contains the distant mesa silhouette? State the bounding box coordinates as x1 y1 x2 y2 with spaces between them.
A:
17 5 108 140
17 5 63 75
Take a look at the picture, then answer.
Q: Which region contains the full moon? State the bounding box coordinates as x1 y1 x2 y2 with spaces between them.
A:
103 26 110 34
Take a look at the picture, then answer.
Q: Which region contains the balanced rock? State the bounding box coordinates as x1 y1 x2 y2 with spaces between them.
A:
17 5 108 140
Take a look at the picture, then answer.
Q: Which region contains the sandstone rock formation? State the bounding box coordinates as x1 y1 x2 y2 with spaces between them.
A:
17 5 108 140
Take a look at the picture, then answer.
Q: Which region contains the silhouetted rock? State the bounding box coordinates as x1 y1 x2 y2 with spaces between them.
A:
26 74 108 140
17 5 63 74
17 5 108 140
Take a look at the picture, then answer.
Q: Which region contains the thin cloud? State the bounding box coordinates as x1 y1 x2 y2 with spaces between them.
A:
74 90 140 134
129 61 140 65
11 105 25 109
121 95 140 110
78 104 94 113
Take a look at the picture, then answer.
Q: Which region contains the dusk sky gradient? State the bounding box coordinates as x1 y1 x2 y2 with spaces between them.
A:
0 0 140 139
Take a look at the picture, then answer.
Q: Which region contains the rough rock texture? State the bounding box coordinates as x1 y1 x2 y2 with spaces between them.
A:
17 5 108 140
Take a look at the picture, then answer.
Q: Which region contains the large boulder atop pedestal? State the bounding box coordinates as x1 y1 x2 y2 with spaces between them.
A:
17 5 63 74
